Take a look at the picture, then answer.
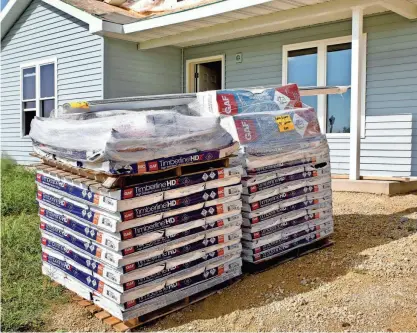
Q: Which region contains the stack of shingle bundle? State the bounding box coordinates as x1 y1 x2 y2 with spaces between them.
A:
30 109 243 321
191 84 334 266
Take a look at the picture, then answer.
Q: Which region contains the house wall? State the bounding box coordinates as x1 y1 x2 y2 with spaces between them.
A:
103 38 182 98
184 13 417 177
0 0 104 164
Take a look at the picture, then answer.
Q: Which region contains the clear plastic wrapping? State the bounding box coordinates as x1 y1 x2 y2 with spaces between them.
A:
30 111 234 163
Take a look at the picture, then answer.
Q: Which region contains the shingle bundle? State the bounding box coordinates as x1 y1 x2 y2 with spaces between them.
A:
32 110 243 321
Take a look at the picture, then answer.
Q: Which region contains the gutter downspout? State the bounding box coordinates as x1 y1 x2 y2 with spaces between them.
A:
181 48 184 93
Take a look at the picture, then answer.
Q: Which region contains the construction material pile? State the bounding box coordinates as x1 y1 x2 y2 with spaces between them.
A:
31 109 243 321
190 84 335 265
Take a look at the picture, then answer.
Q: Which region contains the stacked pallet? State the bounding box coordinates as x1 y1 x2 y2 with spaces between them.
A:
31 110 244 322
189 84 335 266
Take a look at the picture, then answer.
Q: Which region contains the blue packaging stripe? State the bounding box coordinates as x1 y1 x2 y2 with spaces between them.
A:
248 186 318 211
123 202 225 239
40 220 101 257
40 206 102 242
37 189 101 224
123 168 226 199
124 187 225 221
36 173 98 204
248 170 320 194
41 236 103 274
42 251 102 292
108 149 225 175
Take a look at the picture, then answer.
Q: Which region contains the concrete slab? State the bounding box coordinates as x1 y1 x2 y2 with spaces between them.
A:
331 179 417 196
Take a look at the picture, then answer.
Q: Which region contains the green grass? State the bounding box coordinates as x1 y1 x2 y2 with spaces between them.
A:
1 159 68 332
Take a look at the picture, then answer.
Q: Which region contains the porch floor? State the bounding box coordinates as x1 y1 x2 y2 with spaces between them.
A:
332 179 417 196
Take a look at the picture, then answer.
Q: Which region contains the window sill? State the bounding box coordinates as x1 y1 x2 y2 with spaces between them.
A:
325 133 350 139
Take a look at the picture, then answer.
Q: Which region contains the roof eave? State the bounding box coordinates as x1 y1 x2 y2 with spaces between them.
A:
0 0 32 40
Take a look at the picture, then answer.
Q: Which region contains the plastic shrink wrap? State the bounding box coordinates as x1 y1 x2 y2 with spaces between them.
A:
30 111 235 167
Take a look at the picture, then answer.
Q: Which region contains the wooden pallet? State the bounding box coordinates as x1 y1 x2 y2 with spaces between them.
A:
73 277 240 332
32 153 231 189
242 238 334 274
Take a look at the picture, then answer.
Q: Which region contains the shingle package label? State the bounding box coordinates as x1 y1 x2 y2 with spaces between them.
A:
40 220 104 258
122 184 242 221
36 172 118 210
130 143 239 175
120 216 242 256
39 205 119 246
245 183 330 212
41 235 105 275
42 250 107 294
122 166 242 199
243 168 328 194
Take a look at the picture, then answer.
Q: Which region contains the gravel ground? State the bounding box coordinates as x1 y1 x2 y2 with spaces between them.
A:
43 192 417 332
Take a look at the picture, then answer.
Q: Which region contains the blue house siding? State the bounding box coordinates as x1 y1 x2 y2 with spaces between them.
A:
103 38 182 98
184 13 417 177
0 0 104 164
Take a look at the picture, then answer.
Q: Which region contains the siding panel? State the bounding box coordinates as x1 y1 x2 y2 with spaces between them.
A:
103 38 181 98
0 0 104 165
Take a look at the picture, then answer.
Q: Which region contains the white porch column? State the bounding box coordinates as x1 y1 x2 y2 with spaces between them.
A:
349 7 364 180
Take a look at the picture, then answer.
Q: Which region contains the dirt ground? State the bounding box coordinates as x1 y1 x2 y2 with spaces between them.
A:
43 192 417 332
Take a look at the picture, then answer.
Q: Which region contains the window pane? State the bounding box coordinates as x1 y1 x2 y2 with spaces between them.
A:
23 101 36 109
40 63 55 98
288 47 318 111
22 67 36 100
41 99 55 118
23 110 36 136
327 43 352 133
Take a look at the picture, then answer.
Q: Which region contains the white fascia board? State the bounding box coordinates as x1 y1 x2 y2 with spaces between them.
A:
138 0 379 49
378 0 417 19
123 0 276 34
42 0 105 33
0 0 32 39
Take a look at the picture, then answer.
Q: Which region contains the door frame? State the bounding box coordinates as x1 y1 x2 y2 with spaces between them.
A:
185 55 225 93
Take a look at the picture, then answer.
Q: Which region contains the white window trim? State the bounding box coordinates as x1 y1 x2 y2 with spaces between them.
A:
185 55 225 93
282 35 367 139
20 57 57 138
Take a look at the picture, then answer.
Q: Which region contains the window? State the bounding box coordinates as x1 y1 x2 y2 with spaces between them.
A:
283 36 366 136
21 58 56 136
